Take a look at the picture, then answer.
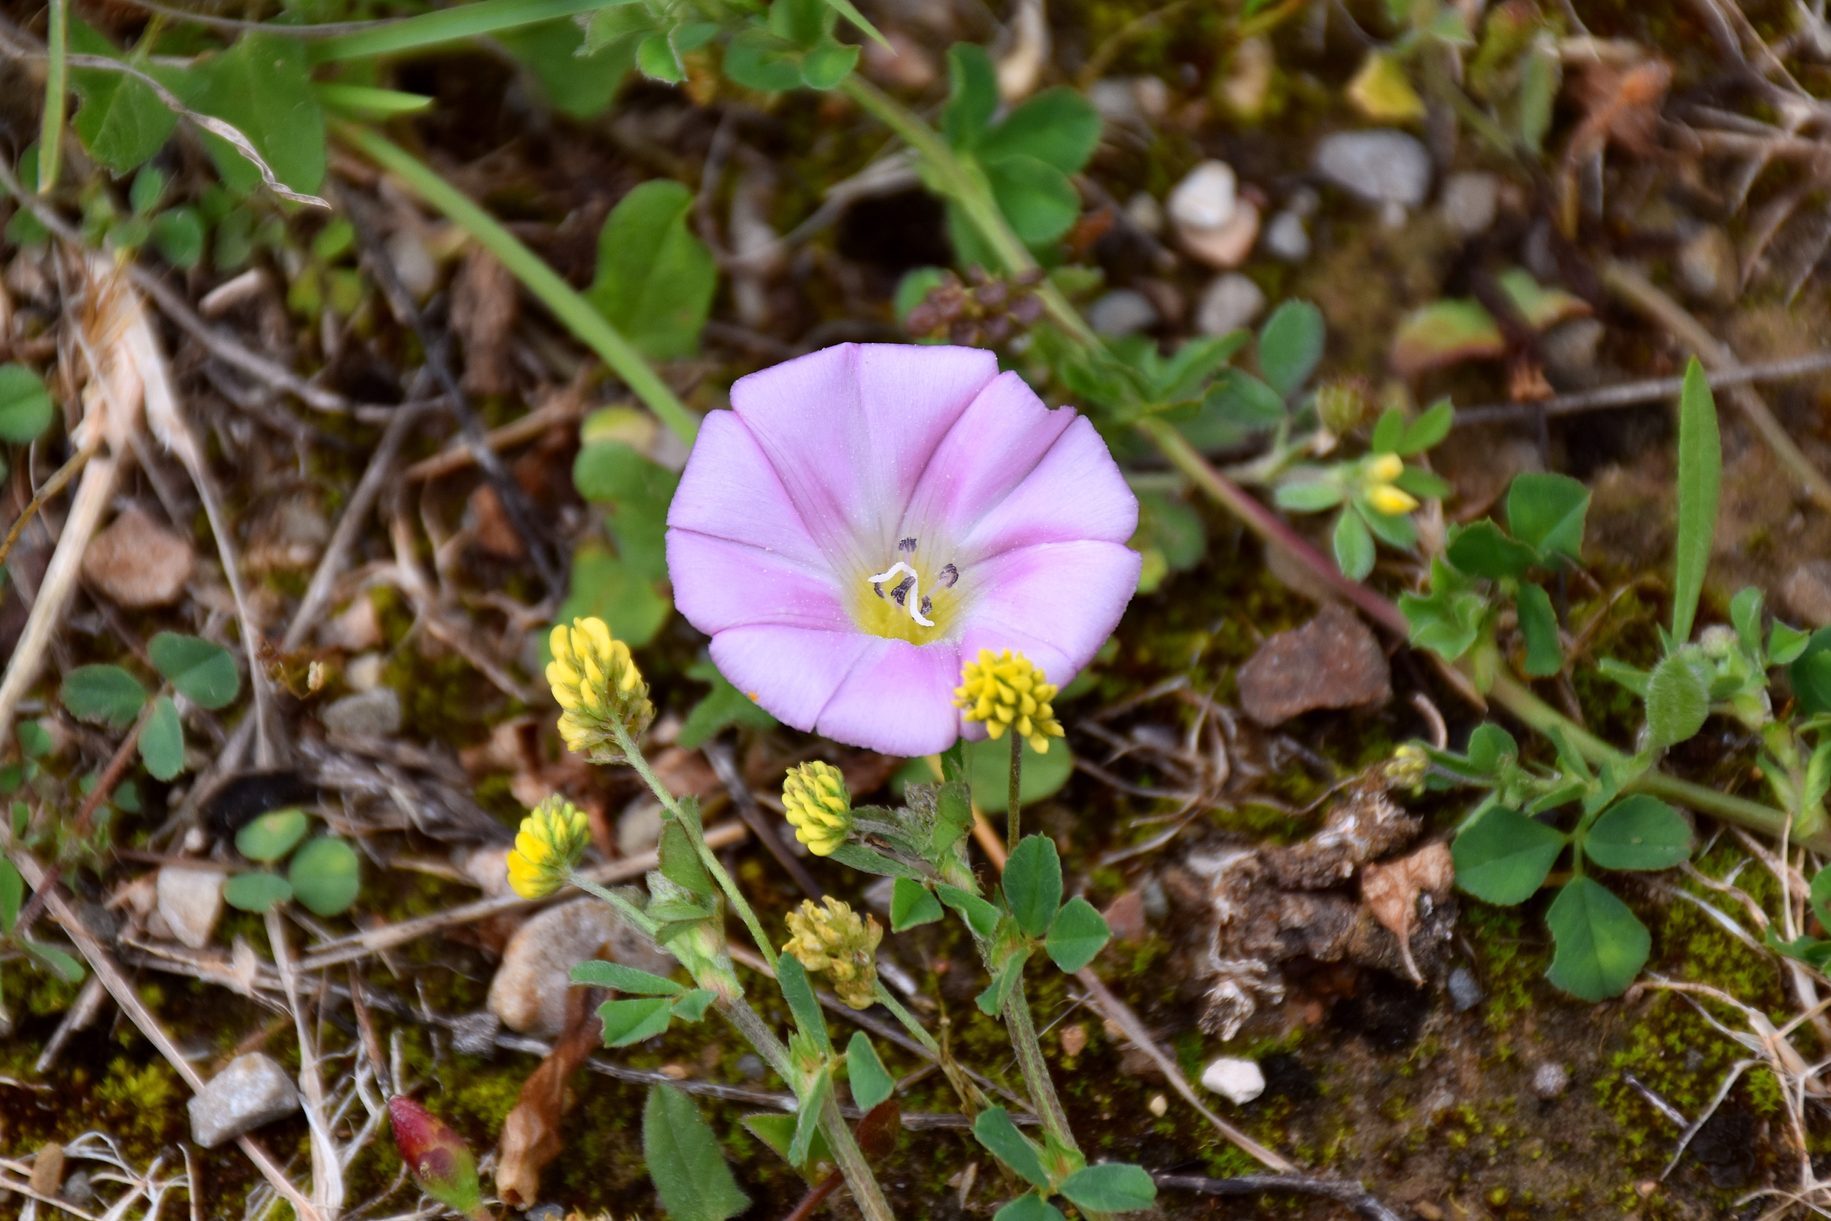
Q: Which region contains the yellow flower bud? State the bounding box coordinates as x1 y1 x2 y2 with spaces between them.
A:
782 761 852 857
1366 483 1420 516
1384 743 1430 794
783 897 882 1009
1365 452 1404 485
546 617 654 761
954 649 1065 754
506 796 591 899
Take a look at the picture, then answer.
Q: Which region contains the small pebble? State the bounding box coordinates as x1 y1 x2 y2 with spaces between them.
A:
322 688 402 739
1147 1093 1168 1118
1088 289 1159 337
1531 1061 1571 1099
1447 966 1484 1013
155 866 223 951
1313 130 1432 209
736 1054 767 1081
188 1053 299 1148
1262 211 1310 262
1059 1023 1088 1057
617 800 664 857
1200 1056 1266 1105
343 653 385 693
1782 560 1831 627
81 507 196 609
1676 226 1739 306
450 1011 502 1057
489 898 675 1037
1168 161 1239 231
1440 171 1500 236
1195 273 1266 337
1237 604 1391 726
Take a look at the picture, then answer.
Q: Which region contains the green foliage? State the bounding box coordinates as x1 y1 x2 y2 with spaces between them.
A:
776 953 831 1053
972 1108 1051 1189
184 34 326 195
1058 1163 1157 1211
845 1031 895 1110
1544 876 1650 1002
289 836 362 917
1044 897 1109 972
1390 269 1589 375
224 809 360 918
138 696 184 781
643 1085 750 1221
235 808 310 863
1451 804 1565 905
223 870 293 913
724 0 861 92
572 959 684 995
1671 359 1721 645
60 665 146 728
148 633 240 709
0 364 54 444
1255 300 1325 400
1003 836 1064 939
587 182 717 362
1583 796 1692 871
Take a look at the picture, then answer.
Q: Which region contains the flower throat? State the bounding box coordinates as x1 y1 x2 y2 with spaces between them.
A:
854 536 960 643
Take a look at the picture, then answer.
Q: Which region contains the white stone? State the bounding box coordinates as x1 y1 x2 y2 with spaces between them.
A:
155 866 222 950
322 687 402 738
1088 290 1159 337
188 1053 298 1147
488 898 675 1037
617 799 664 858
1440 171 1500 236
1314 130 1431 209
1180 201 1261 270
1195 274 1267 337
1200 1056 1266 1104
1262 211 1310 262
1168 161 1239 232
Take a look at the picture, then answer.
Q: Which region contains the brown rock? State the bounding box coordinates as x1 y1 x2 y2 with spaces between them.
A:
1782 560 1831 628
81 506 194 608
1102 889 1147 943
1236 604 1390 726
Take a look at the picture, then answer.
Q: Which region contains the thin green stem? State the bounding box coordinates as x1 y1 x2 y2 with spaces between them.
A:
569 875 659 938
334 123 700 445
1001 975 1077 1155
873 982 939 1055
610 723 779 968
309 0 610 61
39 0 66 193
1006 734 1022 855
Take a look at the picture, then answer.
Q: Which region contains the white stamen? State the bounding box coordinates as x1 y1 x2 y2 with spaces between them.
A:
865 561 935 628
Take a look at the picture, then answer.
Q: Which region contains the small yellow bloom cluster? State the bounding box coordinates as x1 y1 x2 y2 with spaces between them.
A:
954 649 1064 754
1362 452 1418 517
547 617 654 758
1384 742 1431 794
507 796 591 899
782 761 852 857
782 897 882 1010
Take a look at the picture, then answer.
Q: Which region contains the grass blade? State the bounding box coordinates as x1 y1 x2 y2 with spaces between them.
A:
1671 357 1720 644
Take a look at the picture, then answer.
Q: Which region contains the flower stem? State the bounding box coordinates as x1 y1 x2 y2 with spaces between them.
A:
569 875 658 938
1001 974 1078 1156
1006 734 1023 855
831 76 1823 856
721 997 896 1221
612 725 779 969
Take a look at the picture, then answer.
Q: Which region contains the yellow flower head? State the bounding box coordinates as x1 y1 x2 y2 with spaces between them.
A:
507 796 591 899
1383 742 1431 794
782 897 882 1010
1364 452 1404 485
782 761 852 857
546 617 654 760
954 649 1064 754
1366 482 1420 516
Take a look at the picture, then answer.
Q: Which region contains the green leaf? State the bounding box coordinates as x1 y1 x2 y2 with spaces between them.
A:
634 32 684 82
1445 519 1536 580
1401 560 1489 661
1496 269 1590 331
675 659 777 750
1195 369 1288 448
1397 399 1454 454
0 858 24 935
1645 652 1710 750
966 736 1072 813
0 364 54 443
1790 628 1831 715
1003 835 1063 939
288 836 361 916
223 871 292 912
976 947 1030 1016
846 1031 895 1110
799 40 859 89
658 820 717 901
1672 358 1721 644
1465 724 1520 775
776 953 831 1053
1452 805 1565 905
150 208 206 270
69 24 178 174
586 181 716 361
138 696 184 781
1333 509 1375 581
149 632 240 709
1272 476 1346 513
642 1085 749 1221
1544 876 1651 1001
571 440 679 581
1506 472 1590 562
942 44 999 147
721 27 805 92
740 1111 831 1170
600 996 676 1046
972 1108 1051 1190
25 941 85 984
994 1197 1066 1221
980 89 1101 173
61 665 146 728
671 988 715 1022
185 34 325 195
816 0 888 48
1809 865 1831 931
1389 299 1504 376
557 543 669 649
936 884 1002 939
571 960 683 995
1256 300 1325 399
788 1065 831 1168
235 808 310 863
1059 1163 1158 1211
1514 582 1564 677
890 878 943 931
987 155 1080 245
1045 896 1110 972
1583 795 1692 871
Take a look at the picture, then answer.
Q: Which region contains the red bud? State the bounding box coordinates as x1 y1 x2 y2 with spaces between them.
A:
388 1096 482 1213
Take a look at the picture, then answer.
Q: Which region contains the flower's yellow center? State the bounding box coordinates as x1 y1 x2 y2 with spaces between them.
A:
850 537 961 643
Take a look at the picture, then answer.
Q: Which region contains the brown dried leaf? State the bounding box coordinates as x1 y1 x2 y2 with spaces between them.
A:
495 990 602 1207
452 249 518 398
1359 842 1454 985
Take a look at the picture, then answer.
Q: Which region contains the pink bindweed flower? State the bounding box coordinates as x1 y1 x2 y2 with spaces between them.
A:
666 343 1140 756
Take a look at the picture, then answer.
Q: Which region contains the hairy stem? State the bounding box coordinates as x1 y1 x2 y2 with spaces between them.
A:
1007 734 1022 854
1002 975 1077 1155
